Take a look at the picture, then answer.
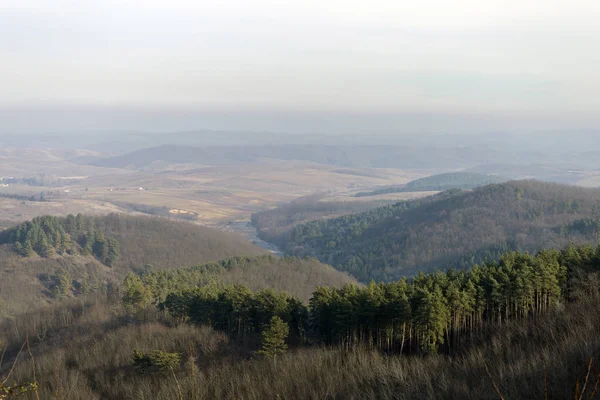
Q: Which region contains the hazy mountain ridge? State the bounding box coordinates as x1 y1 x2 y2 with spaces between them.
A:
90 143 600 186
90 143 553 171
354 172 506 197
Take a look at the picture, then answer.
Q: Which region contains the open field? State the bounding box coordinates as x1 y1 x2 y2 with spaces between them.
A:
0 148 430 228
5 145 600 241
326 190 440 202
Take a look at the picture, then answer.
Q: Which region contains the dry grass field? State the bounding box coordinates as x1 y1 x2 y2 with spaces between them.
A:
0 148 430 227
8 146 600 234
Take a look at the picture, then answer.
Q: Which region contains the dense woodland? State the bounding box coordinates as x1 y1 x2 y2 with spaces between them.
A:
251 195 395 246
1 244 599 399
113 201 199 221
1 191 600 398
153 245 599 354
354 172 506 197
0 192 47 202
124 254 356 304
284 181 600 281
0 214 120 265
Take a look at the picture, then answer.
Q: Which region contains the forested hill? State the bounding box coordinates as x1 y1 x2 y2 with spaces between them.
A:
6 244 600 399
0 214 265 271
0 214 267 316
285 181 600 281
354 172 506 197
127 254 358 303
0 214 121 265
251 196 392 246
90 214 266 271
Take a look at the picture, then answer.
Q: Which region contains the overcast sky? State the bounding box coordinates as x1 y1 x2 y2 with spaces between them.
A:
1 0 599 133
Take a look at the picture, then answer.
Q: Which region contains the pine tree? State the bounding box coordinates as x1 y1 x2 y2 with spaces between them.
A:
75 213 84 231
52 269 72 299
61 232 74 254
53 231 63 255
22 239 34 257
80 274 91 294
121 273 153 313
92 230 108 262
105 238 120 266
38 235 55 258
14 242 23 256
257 316 289 365
82 231 95 256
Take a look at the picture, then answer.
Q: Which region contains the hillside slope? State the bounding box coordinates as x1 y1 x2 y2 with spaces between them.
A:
251 195 392 246
355 172 506 197
0 214 266 315
0 214 265 271
285 181 600 281
91 144 507 170
4 245 600 399
90 214 266 272
138 255 358 303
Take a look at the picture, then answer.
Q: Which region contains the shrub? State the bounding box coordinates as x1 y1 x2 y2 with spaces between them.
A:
132 350 181 374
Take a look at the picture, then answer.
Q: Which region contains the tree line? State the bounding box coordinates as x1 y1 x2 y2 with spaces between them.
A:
0 191 48 202
0 214 119 266
126 244 600 355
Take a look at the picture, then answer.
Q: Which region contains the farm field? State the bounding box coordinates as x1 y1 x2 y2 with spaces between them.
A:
0 147 429 228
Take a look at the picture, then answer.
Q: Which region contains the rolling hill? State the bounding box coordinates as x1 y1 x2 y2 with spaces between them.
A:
354 172 506 197
465 163 587 184
0 214 266 272
90 143 515 170
251 195 393 246
4 244 600 399
0 214 266 316
0 213 360 317
283 181 600 281
135 254 358 303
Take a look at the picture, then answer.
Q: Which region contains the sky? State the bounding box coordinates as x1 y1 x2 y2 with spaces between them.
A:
1 0 599 133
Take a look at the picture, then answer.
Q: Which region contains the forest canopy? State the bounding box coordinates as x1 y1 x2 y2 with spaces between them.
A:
281 181 600 281
156 244 600 355
0 214 119 265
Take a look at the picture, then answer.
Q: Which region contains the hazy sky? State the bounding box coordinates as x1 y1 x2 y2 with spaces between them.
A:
1 0 599 133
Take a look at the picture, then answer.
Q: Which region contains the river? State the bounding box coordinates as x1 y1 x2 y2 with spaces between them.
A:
223 220 283 255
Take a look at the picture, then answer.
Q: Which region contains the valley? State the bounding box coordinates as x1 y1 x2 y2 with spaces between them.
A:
2 141 600 400
0 147 431 228
4 1 600 397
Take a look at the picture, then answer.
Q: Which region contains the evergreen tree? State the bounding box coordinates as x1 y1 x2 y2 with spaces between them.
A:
38 235 55 258
257 316 289 365
22 239 34 257
92 230 107 260
61 232 74 254
52 269 72 299
14 242 23 256
105 238 120 266
80 275 91 294
121 273 153 313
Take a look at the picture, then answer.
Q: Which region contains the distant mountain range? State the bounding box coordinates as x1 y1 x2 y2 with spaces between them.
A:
90 143 494 170
90 143 600 178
